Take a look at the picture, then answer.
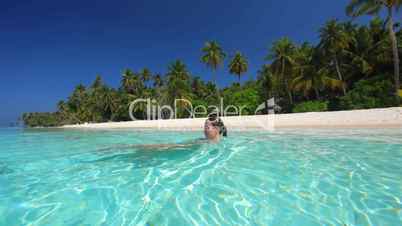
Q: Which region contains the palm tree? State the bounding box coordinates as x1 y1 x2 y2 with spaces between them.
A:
319 19 351 95
166 60 192 117
344 21 377 82
166 60 191 102
201 41 226 86
292 68 344 99
267 37 296 104
121 69 135 94
89 76 107 120
140 68 152 88
68 84 87 111
191 76 209 99
121 69 142 95
346 0 401 100
204 81 219 103
257 64 274 113
153 73 164 101
66 84 91 123
91 75 104 90
101 88 117 121
258 65 273 98
229 51 248 83
57 100 67 113
293 42 314 79
56 100 71 123
153 74 163 88
292 42 345 99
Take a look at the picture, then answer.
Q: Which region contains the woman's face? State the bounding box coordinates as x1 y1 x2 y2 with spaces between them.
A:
204 120 220 141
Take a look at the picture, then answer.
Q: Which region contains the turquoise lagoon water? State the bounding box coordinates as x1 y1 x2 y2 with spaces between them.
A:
0 127 401 226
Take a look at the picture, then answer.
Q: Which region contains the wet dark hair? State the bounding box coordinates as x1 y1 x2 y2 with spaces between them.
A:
208 112 218 122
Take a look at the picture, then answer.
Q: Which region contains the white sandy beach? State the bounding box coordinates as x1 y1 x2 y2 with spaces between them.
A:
61 107 402 130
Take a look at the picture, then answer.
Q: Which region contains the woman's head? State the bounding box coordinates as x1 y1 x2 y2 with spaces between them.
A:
204 119 220 141
204 112 227 141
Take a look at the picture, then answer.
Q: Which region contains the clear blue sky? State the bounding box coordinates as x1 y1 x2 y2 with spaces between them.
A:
1 0 372 125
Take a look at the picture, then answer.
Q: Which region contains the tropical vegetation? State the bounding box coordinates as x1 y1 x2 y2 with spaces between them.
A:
23 3 402 127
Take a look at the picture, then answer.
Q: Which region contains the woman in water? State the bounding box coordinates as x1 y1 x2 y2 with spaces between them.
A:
203 112 227 142
98 113 227 152
141 112 227 149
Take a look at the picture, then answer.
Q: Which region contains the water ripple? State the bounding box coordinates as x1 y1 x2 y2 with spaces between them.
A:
0 128 401 225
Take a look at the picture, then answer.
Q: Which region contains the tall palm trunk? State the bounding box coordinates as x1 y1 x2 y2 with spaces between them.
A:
387 7 400 102
287 83 293 104
213 68 217 87
264 101 269 114
213 68 221 98
264 89 272 114
314 86 320 100
334 56 347 95
282 58 293 104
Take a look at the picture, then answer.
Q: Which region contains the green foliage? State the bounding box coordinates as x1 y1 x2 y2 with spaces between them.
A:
257 65 273 100
22 112 60 127
228 51 248 82
267 37 297 104
201 41 226 85
201 41 226 70
166 60 192 103
222 82 259 115
346 0 401 99
346 0 400 18
121 69 144 95
292 101 329 113
339 79 398 109
21 15 402 127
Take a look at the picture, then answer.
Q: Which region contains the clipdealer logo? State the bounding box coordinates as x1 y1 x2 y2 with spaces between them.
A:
128 97 279 129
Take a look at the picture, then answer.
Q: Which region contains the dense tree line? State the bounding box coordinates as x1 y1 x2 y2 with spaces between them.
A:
23 1 402 127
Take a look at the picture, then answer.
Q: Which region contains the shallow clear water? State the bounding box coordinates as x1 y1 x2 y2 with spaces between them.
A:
0 127 401 226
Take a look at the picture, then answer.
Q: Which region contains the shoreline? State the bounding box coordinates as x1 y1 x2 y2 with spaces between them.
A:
60 107 402 130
